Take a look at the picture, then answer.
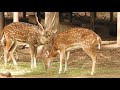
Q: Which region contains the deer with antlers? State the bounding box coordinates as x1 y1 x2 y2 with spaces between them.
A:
44 27 102 75
0 12 57 68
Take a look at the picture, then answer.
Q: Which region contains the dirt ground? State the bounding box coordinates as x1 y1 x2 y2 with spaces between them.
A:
0 12 119 78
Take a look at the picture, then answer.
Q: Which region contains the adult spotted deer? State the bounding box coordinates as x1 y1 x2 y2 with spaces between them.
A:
0 12 57 68
44 27 102 75
1 22 48 68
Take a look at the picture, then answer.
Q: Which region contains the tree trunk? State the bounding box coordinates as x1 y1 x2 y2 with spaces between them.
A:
59 12 62 22
90 12 95 31
110 12 113 22
13 12 19 22
117 12 120 47
0 12 5 31
23 12 26 18
69 12 72 23
45 12 59 33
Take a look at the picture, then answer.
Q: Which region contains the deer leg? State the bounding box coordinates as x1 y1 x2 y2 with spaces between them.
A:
91 57 96 75
59 50 65 74
33 46 37 68
8 47 18 62
83 48 97 75
64 51 70 73
4 39 14 66
9 42 17 66
4 47 8 66
7 53 12 62
29 45 37 68
7 50 18 62
15 48 19 61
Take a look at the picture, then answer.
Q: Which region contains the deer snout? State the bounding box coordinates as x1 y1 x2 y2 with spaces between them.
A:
44 58 51 72
44 40 49 44
44 60 49 71
44 64 49 71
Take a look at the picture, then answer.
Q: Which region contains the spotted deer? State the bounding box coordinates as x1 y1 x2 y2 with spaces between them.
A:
44 27 102 75
0 12 57 68
1 22 48 68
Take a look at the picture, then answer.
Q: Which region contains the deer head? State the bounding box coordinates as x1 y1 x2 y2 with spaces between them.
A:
35 12 59 44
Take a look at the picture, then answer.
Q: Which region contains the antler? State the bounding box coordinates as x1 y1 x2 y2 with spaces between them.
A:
35 12 45 31
45 12 57 32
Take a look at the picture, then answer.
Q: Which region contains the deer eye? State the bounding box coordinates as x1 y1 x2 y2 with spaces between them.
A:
45 35 50 38
48 34 51 37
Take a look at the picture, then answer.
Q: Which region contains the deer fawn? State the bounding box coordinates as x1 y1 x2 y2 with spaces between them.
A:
44 27 102 75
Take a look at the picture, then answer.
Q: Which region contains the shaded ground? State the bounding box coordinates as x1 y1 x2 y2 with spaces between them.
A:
0 12 119 78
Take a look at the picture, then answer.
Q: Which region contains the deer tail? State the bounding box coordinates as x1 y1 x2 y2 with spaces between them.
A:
97 36 102 49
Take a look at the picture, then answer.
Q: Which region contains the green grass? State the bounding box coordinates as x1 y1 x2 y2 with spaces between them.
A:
0 60 120 78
